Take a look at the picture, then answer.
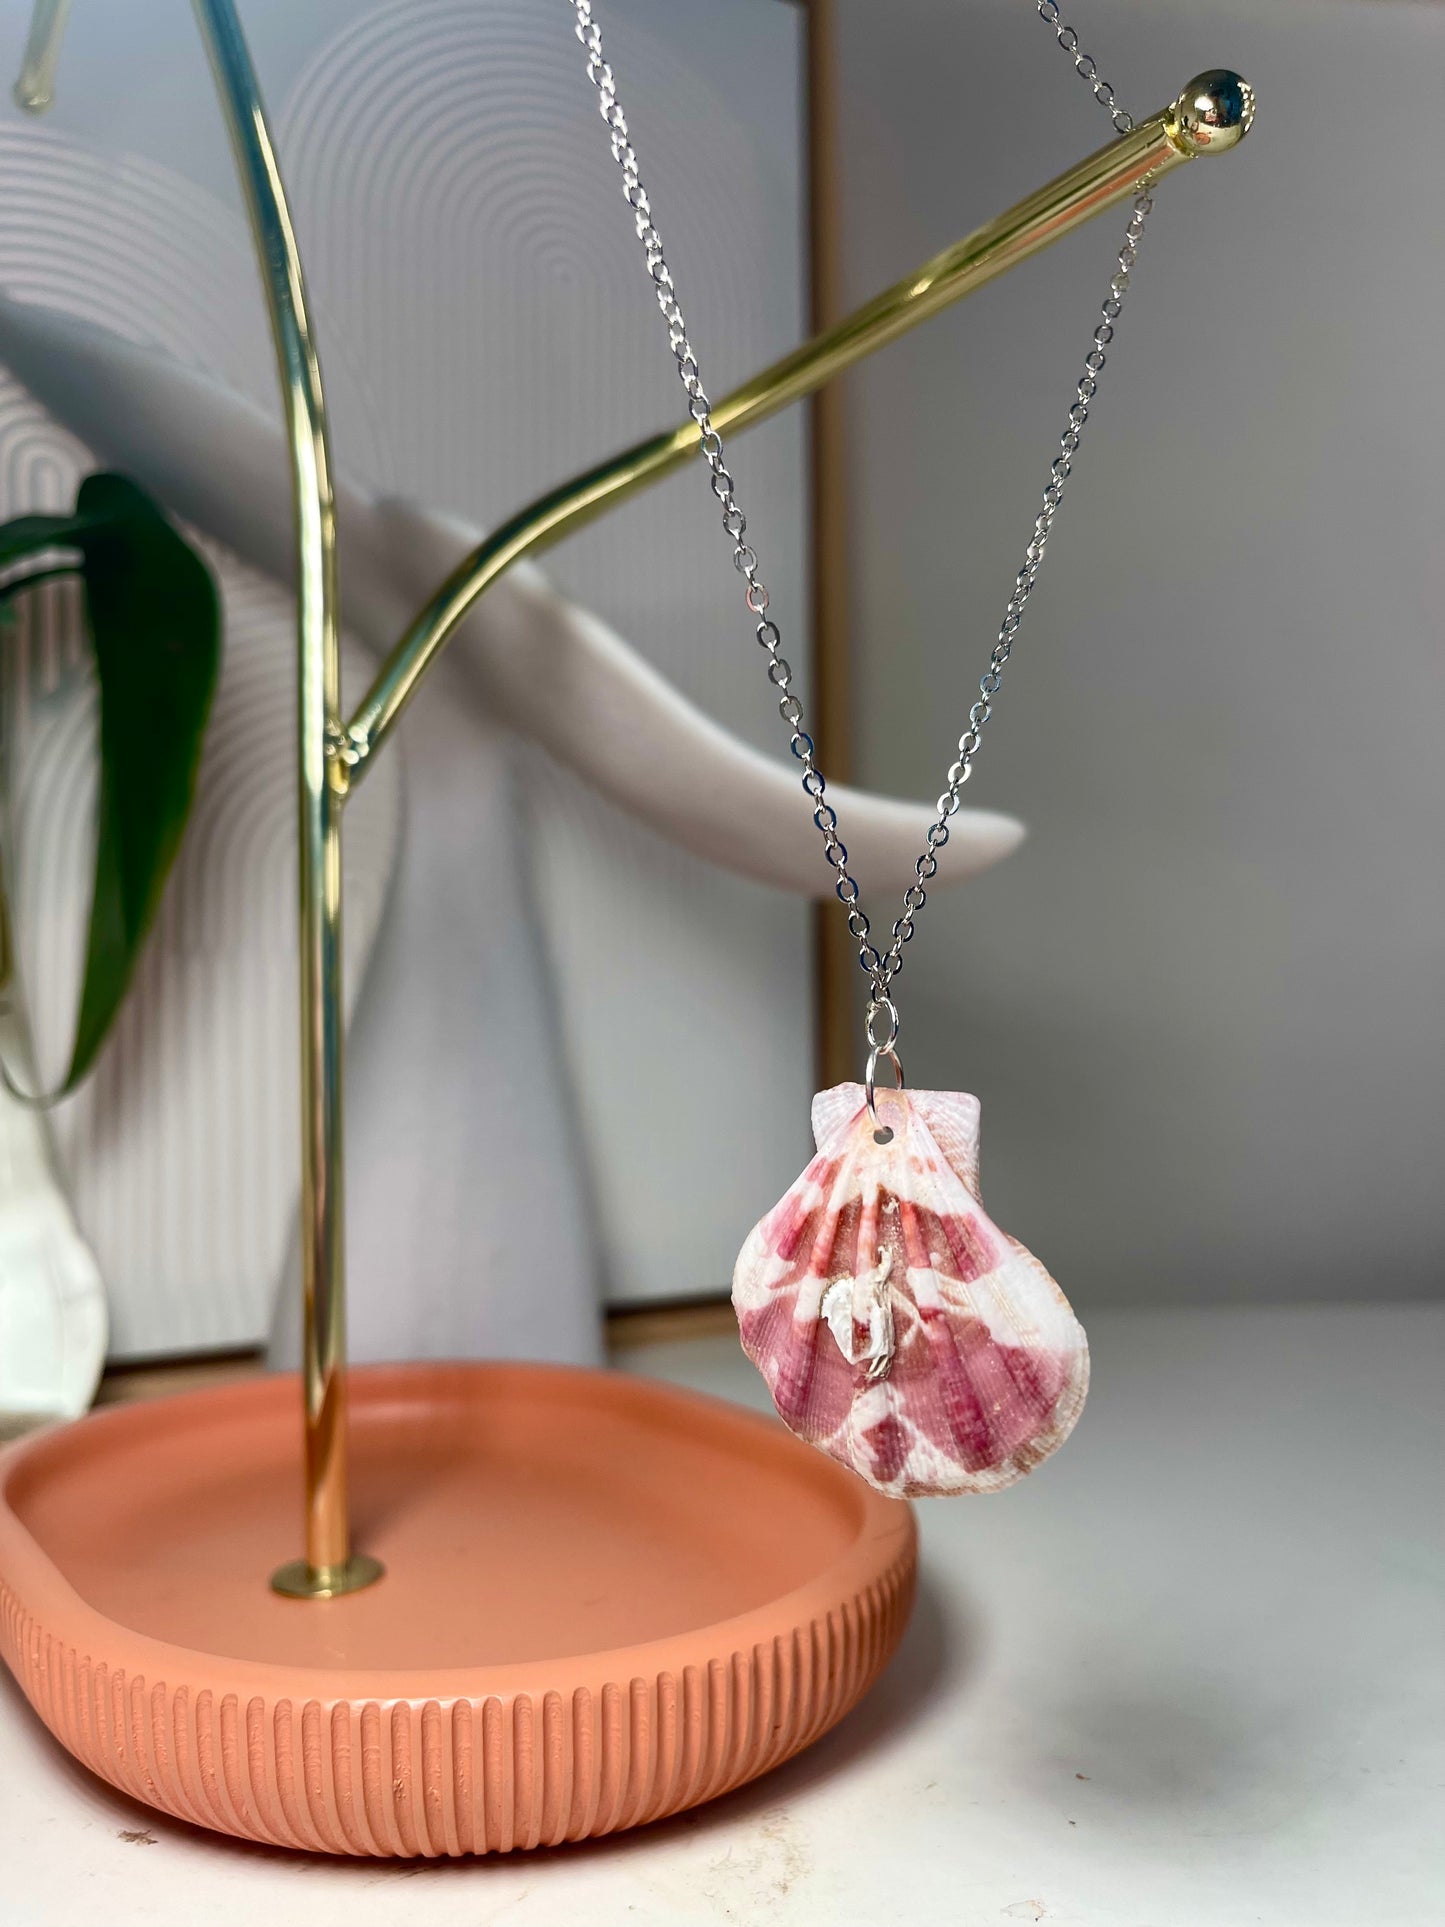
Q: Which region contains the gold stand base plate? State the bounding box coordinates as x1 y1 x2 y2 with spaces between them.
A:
270 1552 385 1599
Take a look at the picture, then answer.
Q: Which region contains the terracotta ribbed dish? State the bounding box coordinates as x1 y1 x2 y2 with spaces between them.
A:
0 1361 915 1855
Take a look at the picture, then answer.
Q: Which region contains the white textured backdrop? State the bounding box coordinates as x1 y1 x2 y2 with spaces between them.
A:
0 120 402 1357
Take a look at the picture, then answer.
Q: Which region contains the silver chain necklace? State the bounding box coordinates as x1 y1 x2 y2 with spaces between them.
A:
572 0 1151 1113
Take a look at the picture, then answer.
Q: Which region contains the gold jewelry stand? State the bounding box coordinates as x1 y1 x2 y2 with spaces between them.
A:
0 0 1252 1853
266 35 1250 1596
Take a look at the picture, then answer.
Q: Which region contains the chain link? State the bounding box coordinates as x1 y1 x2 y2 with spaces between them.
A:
879 185 1151 989
571 0 1152 1050
1035 0 1134 135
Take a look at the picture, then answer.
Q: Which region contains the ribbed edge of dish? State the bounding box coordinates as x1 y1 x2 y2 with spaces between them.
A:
0 1547 916 1854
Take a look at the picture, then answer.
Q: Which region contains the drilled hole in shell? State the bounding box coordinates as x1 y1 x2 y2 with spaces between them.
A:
873 1126 894 1146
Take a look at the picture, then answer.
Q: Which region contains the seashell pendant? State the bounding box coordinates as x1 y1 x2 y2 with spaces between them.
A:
732 1084 1088 1497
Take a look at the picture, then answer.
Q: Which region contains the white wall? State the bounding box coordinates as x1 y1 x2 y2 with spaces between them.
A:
830 0 1443 1304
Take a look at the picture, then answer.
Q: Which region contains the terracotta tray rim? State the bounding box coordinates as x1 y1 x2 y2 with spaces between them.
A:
0 1359 916 1700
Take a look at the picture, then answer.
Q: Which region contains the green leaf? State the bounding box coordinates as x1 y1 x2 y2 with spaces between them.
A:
0 511 89 564
0 472 220 1100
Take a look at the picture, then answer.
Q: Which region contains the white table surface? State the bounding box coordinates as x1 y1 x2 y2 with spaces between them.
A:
1 1303 1441 1926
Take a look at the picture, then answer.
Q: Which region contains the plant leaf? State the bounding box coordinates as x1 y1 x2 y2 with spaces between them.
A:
0 471 220 1099
0 511 88 563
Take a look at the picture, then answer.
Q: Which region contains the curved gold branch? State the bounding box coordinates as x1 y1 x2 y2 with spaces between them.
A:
343 70 1253 777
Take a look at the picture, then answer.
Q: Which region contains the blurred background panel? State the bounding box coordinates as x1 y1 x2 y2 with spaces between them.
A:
829 0 1444 1305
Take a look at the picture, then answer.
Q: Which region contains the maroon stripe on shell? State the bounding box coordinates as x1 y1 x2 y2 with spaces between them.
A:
862 1410 910 1486
911 1306 1069 1470
738 1302 855 1443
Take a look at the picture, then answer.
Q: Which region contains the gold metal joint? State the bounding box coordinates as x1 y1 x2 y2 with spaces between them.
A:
324 720 365 798
1166 70 1255 158
271 1552 386 1600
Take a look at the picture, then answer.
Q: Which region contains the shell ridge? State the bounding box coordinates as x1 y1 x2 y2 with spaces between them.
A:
758 1130 880 1445
916 1311 1009 1473
914 1209 1083 1472
809 1086 867 1156
801 1127 874 1308
908 1090 982 1196
877 1106 1019 1478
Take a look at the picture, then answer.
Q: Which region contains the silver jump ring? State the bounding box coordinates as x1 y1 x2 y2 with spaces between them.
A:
865 1042 905 1144
865 995 900 1053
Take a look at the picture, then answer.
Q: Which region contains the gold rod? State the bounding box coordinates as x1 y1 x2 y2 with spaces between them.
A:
12 0 70 112
343 71 1252 775
190 0 381 1600
803 0 862 1093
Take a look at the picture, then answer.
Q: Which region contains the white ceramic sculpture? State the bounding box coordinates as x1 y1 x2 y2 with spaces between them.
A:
0 1005 106 1433
0 300 1025 893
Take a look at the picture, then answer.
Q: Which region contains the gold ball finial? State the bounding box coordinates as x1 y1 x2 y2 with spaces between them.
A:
1167 70 1255 156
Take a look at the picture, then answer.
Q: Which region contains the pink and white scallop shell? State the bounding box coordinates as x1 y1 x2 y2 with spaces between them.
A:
732 1083 1088 1497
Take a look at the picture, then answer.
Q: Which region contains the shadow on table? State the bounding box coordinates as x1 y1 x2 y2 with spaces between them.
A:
524 1561 967 1874
1010 1664 1300 1821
